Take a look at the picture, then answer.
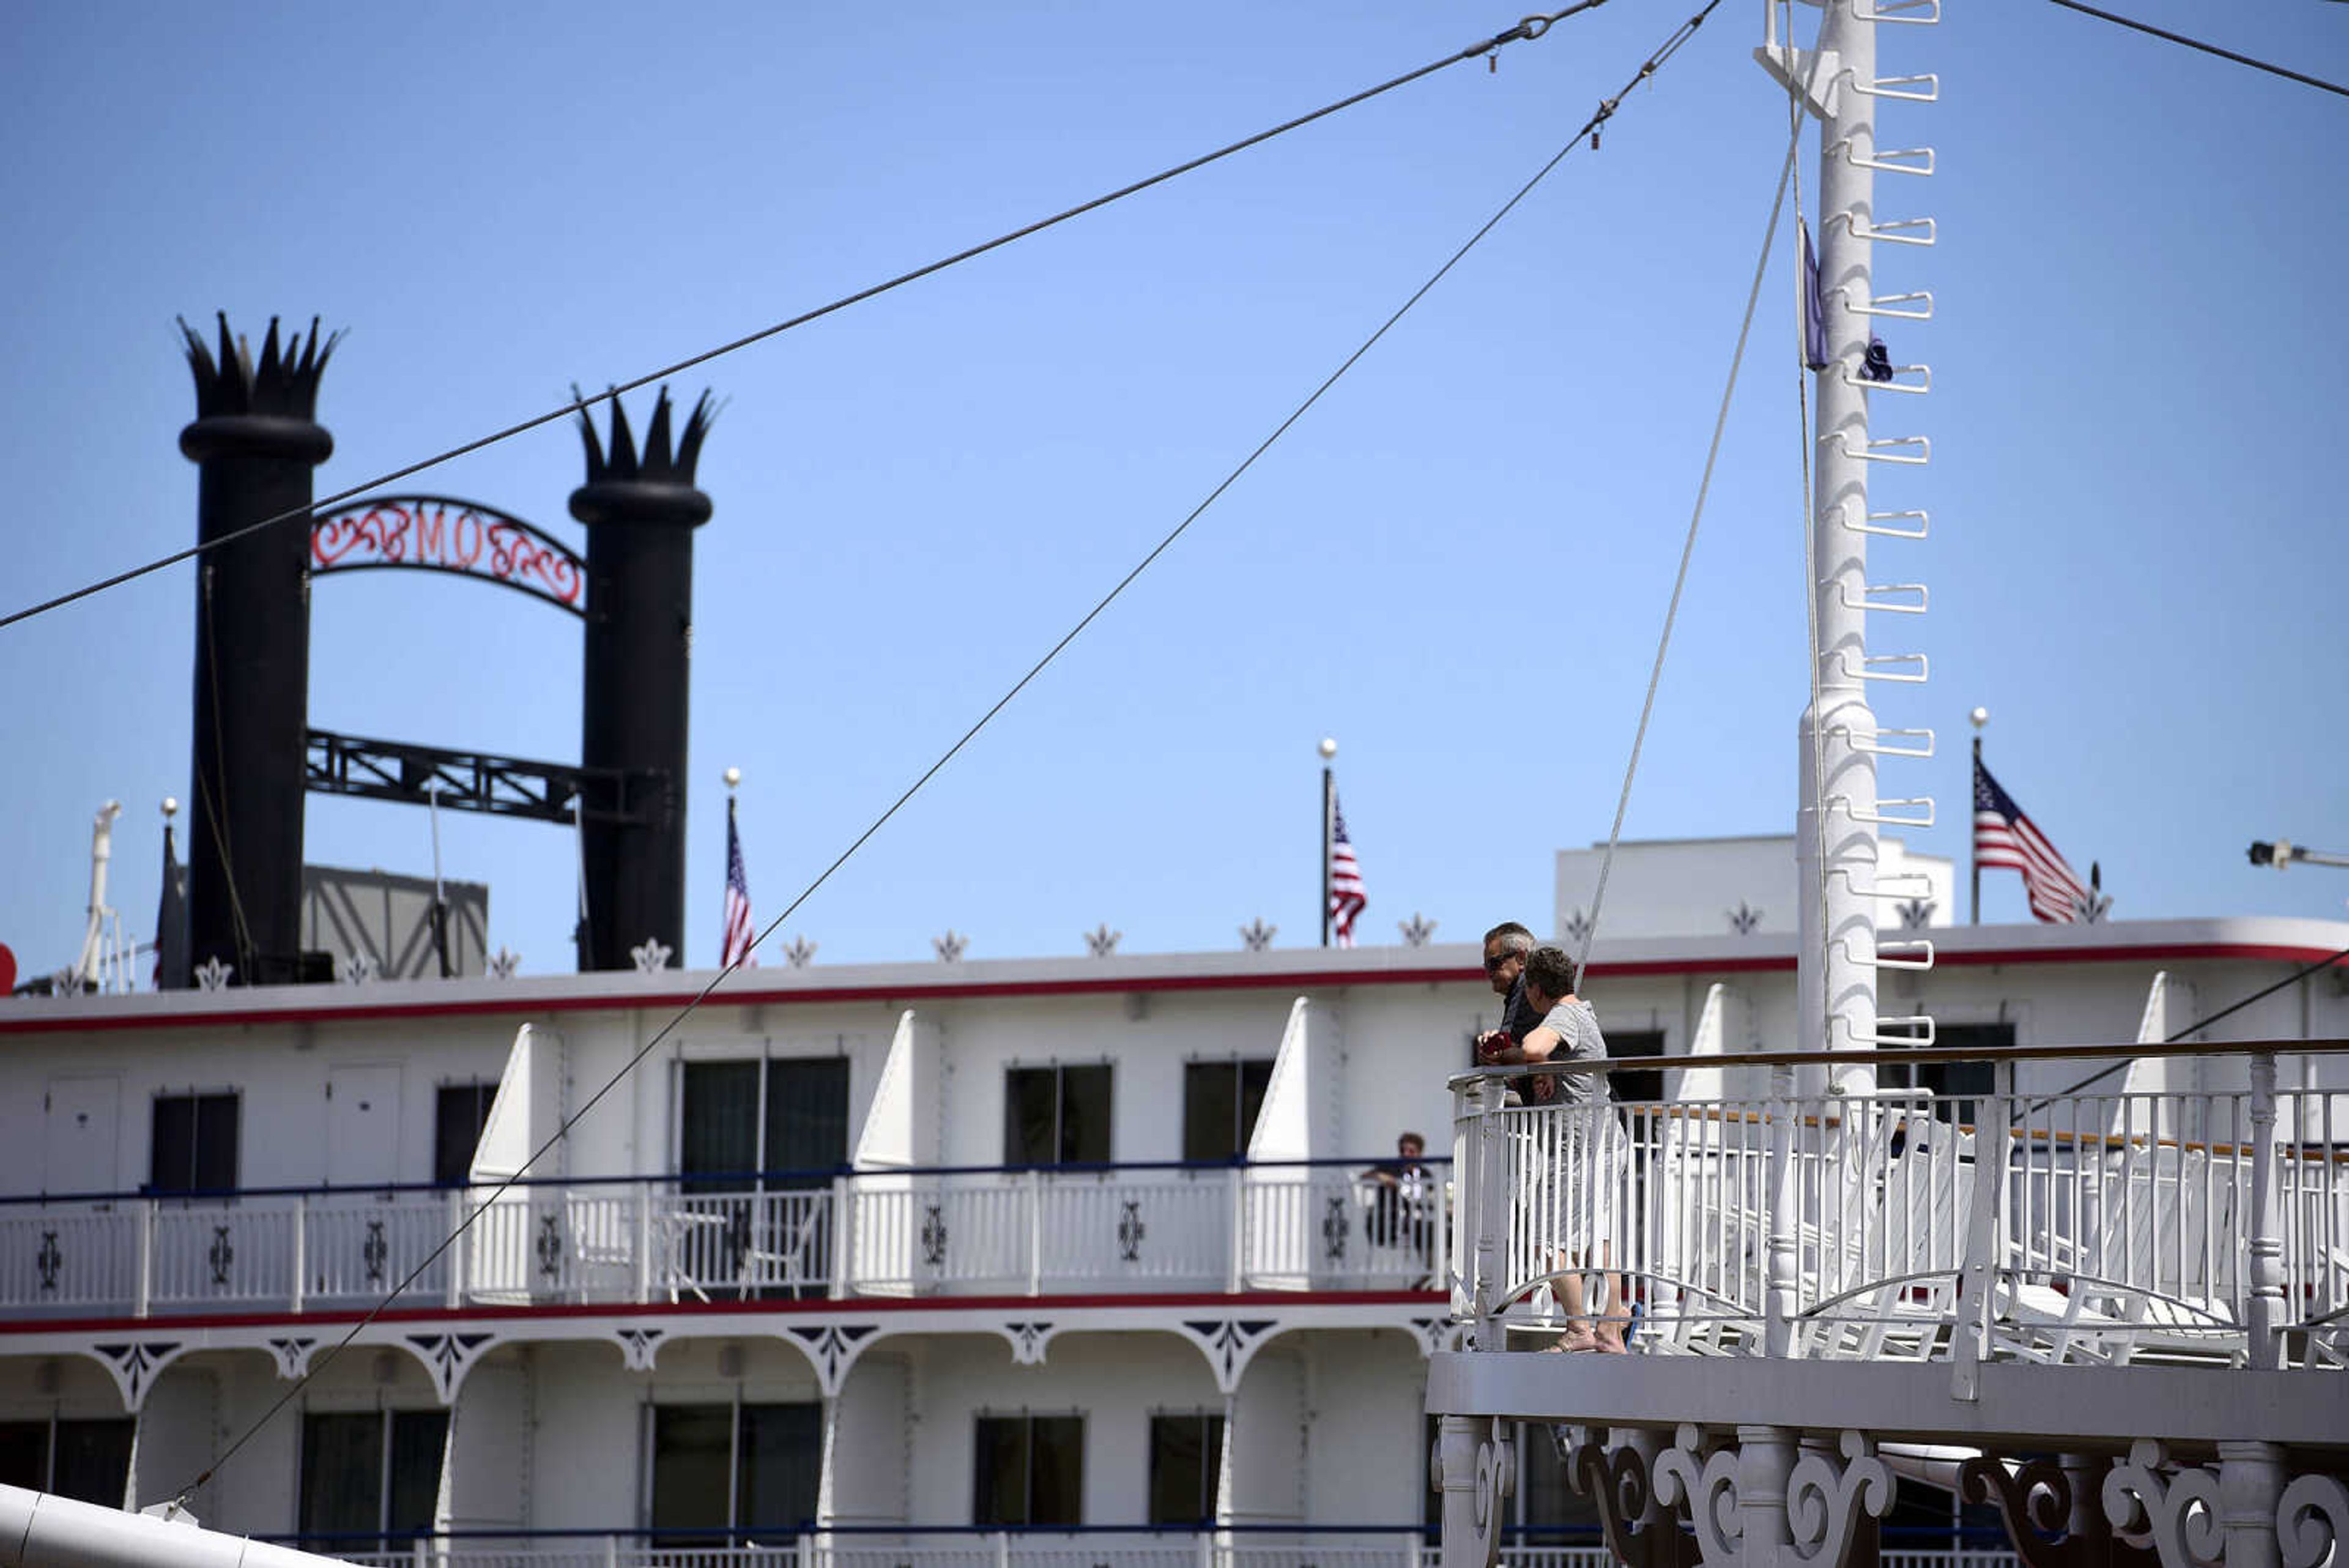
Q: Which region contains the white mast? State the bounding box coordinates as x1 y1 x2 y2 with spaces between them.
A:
72 801 123 992
1766 0 1939 1082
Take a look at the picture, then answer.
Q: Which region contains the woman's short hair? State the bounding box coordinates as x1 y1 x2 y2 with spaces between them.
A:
1524 945 1579 997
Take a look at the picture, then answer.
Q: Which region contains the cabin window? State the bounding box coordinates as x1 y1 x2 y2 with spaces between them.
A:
678 1058 852 1189
433 1082 498 1187
1147 1411 1224 1526
0 1417 134 1507
648 1402 822 1537
298 1410 447 1547
1181 1060 1274 1162
149 1090 239 1194
1878 1022 2011 1124
973 1413 1084 1526
1605 1030 1668 1107
1003 1066 1111 1166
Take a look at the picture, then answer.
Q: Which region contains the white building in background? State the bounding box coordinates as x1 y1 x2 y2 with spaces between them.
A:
1556 836 1956 942
0 863 2343 1566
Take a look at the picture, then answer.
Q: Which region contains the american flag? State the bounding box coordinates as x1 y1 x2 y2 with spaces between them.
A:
721 798 757 968
1973 757 2091 924
1327 792 1367 948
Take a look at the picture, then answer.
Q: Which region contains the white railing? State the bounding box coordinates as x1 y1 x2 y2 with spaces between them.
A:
308 1535 2014 1568
1453 1043 2348 1370
0 1164 1443 1319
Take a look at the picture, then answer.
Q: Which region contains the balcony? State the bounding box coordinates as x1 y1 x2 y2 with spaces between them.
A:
1427 1040 2349 1568
1444 1041 2348 1370
0 1160 1445 1321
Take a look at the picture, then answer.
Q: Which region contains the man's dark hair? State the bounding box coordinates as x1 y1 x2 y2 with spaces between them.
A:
1398 1131 1425 1151
1481 921 1535 957
1524 945 1579 998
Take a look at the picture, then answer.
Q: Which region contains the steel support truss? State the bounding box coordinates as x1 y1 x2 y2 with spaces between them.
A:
305 728 664 828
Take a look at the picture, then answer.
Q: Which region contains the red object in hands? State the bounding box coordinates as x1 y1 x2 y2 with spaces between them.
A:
0 943 14 995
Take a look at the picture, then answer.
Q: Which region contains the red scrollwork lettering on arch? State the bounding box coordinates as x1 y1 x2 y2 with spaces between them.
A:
309 496 585 615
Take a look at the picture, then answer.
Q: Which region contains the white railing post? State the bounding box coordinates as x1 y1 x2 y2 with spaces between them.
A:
604 1533 620 1568
1950 1058 2013 1401
1026 1170 1044 1295
291 1194 308 1313
830 1174 853 1299
1764 1064 1799 1358
134 1200 153 1317
1431 1161 1450 1300
1471 1080 1508 1348
1226 1164 1245 1293
2244 1052 2285 1370
412 1537 428 1568
993 1529 1012 1568
445 1189 466 1309
635 1181 654 1305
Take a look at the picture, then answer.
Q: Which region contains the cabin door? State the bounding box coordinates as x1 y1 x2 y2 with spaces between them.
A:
326 1065 404 1190
43 1077 121 1195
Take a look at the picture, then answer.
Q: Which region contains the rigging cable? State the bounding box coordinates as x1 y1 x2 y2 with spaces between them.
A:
2045 0 2349 102
0 2 1609 637
1578 0 1784 978
173 3 1726 1506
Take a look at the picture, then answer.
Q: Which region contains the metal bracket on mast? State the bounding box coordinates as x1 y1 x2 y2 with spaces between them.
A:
1825 723 1935 759
1832 285 1934 321
1841 935 1935 971
1828 139 1935 177
1829 867 1936 900
1842 361 1932 395
1831 581 1929 615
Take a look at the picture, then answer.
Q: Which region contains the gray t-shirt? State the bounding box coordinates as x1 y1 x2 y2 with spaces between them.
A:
1535 998 1611 1106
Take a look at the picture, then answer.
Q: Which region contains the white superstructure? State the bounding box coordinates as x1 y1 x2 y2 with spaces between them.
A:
2 901 2342 1567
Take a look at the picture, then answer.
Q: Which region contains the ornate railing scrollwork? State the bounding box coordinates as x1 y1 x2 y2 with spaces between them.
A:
2278 1473 2349 1568
2103 1441 2223 1568
1786 1431 1896 1568
1433 1414 1514 1568
1563 1425 1696 1568
1655 1424 1745 1568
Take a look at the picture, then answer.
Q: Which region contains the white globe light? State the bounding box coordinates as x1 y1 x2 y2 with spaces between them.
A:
723 767 743 789
1969 707 1989 729
1317 737 1338 759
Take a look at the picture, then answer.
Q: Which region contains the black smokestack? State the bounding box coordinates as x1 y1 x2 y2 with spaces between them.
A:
179 314 338 986
572 388 715 971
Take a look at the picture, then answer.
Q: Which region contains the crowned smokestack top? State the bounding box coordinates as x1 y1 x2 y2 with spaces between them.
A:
179 313 340 419
569 387 715 529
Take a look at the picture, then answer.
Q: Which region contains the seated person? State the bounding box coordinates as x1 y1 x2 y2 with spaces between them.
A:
1364 1131 1432 1253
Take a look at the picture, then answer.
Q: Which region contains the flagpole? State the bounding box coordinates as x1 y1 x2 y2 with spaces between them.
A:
1318 738 1337 948
426 782 451 979
1969 707 1987 925
724 766 741 968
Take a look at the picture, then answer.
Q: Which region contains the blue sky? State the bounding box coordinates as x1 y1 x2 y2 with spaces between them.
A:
3 0 2345 980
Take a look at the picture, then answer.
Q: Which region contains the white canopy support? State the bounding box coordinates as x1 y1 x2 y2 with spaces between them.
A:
1 1484 358 1568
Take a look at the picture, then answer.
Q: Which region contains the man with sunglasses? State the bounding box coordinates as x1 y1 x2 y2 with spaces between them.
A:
1474 921 1551 1104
